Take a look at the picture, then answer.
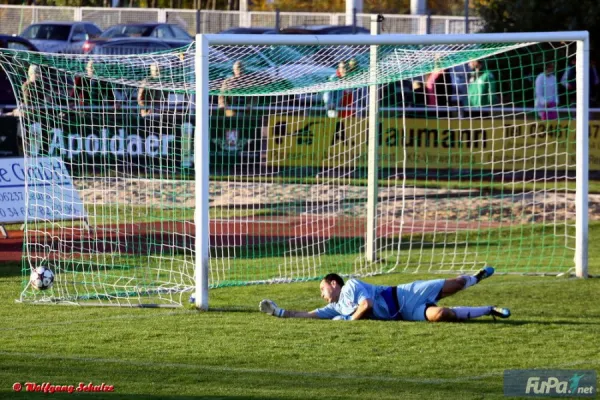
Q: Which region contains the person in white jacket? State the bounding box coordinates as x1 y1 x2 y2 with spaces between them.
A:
535 62 559 120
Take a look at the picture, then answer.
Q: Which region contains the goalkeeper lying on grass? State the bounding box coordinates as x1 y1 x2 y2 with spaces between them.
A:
259 267 510 322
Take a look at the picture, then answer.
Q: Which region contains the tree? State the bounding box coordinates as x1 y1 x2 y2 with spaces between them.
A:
429 0 472 16
363 0 409 14
250 0 407 14
474 0 600 50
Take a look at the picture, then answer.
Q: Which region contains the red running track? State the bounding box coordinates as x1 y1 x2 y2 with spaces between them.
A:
0 216 497 262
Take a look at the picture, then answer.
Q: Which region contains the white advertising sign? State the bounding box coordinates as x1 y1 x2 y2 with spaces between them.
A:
0 157 86 224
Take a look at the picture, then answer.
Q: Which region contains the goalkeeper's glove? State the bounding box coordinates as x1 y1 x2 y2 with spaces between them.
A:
259 299 285 318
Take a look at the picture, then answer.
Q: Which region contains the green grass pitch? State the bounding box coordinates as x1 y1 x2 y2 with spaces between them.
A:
1 223 599 399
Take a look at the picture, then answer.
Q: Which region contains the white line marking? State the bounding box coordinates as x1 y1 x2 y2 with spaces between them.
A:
0 351 597 384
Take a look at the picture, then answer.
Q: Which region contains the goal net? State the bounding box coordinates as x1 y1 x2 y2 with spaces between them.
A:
0 32 588 306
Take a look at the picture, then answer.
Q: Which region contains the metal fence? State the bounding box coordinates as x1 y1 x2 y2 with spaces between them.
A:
0 5 483 36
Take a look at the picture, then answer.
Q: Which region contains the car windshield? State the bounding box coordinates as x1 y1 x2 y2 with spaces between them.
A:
262 46 304 64
217 46 305 67
21 24 71 41
101 25 154 38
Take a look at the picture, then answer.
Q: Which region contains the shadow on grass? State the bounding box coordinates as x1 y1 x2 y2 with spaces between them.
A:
6 395 283 400
0 262 21 278
202 307 256 313
3 386 501 400
464 319 600 326
217 235 481 259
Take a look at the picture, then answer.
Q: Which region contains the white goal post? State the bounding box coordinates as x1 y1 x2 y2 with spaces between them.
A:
193 30 590 310
0 27 589 308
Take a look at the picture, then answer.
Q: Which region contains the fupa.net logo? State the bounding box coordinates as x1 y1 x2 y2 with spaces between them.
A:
525 373 594 396
504 369 597 398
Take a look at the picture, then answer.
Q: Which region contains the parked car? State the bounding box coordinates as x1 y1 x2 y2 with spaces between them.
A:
87 37 191 55
86 37 193 107
218 27 277 34
0 34 39 110
280 25 370 35
210 44 332 81
20 21 102 53
99 23 193 40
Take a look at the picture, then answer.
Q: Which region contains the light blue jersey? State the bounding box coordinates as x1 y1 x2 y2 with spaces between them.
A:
314 278 446 321
315 279 394 320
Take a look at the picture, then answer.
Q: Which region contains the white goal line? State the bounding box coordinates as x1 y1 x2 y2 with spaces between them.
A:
1 351 598 385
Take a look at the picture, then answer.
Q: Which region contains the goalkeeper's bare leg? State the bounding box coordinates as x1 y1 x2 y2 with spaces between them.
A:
437 266 495 299
425 305 511 322
425 266 510 322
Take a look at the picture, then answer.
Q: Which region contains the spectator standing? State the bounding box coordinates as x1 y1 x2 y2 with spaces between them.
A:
347 57 359 75
70 60 118 110
138 62 166 117
323 59 366 118
21 64 49 108
559 56 600 107
424 67 452 107
218 60 247 117
20 64 55 155
560 57 576 107
535 62 559 120
467 59 497 108
324 60 349 118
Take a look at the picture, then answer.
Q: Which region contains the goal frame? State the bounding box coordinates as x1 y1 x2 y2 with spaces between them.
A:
194 31 590 310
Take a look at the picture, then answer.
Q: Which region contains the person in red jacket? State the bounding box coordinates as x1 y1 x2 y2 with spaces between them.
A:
69 60 118 110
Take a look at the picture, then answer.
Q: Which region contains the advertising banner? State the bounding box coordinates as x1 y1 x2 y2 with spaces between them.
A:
0 157 85 224
266 116 600 171
1 112 263 168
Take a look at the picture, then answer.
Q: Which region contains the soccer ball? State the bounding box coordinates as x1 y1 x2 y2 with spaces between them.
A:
30 266 54 290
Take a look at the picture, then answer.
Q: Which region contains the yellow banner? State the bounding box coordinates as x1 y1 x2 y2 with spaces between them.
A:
266 116 600 170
